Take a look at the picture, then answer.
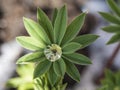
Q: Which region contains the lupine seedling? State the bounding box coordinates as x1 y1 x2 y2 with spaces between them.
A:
16 5 99 90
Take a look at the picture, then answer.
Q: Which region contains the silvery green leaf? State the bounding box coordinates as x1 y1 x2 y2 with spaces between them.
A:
107 0 120 17
34 60 52 79
16 36 45 51
54 5 67 45
16 52 45 64
47 65 58 86
99 12 120 25
61 13 86 45
53 58 66 76
52 8 58 27
37 8 54 43
72 34 99 48
23 17 51 45
65 60 80 82
62 42 81 54
107 33 120 44
102 25 120 33
63 53 92 65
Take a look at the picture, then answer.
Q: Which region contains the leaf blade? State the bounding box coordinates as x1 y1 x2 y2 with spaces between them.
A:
107 33 120 44
52 8 58 27
16 52 44 64
99 12 120 25
53 58 66 76
64 60 80 82
37 8 54 43
63 53 92 65
72 34 99 48
62 42 81 54
54 5 67 44
102 25 120 33
34 60 52 79
16 36 45 51
61 13 86 45
107 0 120 17
23 17 51 45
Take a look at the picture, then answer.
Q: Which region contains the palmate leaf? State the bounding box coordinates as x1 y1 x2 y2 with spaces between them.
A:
107 0 120 17
34 60 52 79
47 64 58 86
53 58 66 76
63 53 92 65
52 8 58 27
61 13 86 45
64 60 80 82
107 33 120 44
23 17 51 45
72 34 99 48
37 8 54 43
62 42 81 54
54 5 67 45
99 12 120 25
16 52 45 64
102 25 120 33
16 36 45 51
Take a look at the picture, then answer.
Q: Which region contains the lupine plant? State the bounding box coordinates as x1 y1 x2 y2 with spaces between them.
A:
98 69 120 90
99 0 120 44
14 5 99 90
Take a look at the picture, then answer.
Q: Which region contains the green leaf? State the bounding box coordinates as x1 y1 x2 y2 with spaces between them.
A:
65 60 80 82
61 13 86 45
61 83 67 90
63 53 92 65
16 36 45 51
107 0 120 17
102 25 120 33
34 60 52 79
16 52 45 64
62 42 81 54
54 5 67 44
23 17 51 45
107 33 120 44
52 8 58 27
99 12 120 25
72 34 99 48
53 58 66 76
37 8 54 43
47 65 58 86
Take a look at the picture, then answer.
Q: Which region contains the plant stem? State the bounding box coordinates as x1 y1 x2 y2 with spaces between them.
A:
96 42 120 84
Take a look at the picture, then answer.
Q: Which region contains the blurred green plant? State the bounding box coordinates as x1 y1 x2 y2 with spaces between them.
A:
7 64 34 90
98 69 120 90
99 0 120 44
15 5 99 89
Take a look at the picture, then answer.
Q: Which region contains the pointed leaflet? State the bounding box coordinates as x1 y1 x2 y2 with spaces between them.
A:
16 36 45 51
102 25 120 33
53 58 66 76
61 13 86 45
34 60 52 79
64 60 80 82
72 34 99 48
62 42 81 54
52 8 58 27
63 53 92 65
23 17 51 45
54 5 67 44
99 12 120 25
107 0 120 17
47 65 58 86
107 33 120 44
37 8 54 43
16 52 45 64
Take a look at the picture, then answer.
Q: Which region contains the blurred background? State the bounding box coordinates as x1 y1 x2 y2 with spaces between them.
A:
0 0 120 90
